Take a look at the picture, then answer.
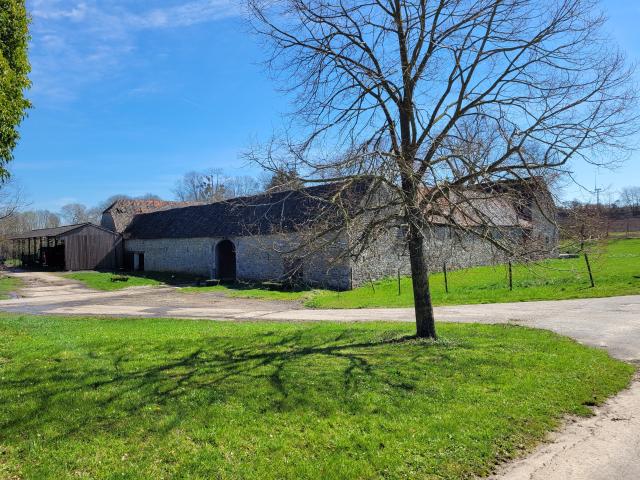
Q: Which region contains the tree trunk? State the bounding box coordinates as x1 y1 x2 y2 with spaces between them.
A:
407 223 437 339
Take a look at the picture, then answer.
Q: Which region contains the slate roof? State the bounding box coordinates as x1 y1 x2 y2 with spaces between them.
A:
124 179 375 239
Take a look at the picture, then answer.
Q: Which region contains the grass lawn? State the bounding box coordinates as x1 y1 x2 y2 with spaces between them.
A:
62 271 197 291
0 315 634 479
0 274 22 299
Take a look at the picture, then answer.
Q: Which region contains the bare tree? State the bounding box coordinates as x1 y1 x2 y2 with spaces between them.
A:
262 168 304 193
60 203 97 225
225 175 261 198
248 0 638 338
620 186 640 214
174 169 260 202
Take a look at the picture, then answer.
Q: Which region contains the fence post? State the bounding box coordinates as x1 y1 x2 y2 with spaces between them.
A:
584 253 595 288
443 262 449 294
508 261 513 291
397 268 401 296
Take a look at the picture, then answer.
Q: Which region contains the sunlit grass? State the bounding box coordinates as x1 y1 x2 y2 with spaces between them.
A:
0 275 22 299
0 315 633 479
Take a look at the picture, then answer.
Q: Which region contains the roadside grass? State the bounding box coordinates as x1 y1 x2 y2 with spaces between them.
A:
0 315 633 479
0 275 21 299
62 271 197 291
181 282 316 301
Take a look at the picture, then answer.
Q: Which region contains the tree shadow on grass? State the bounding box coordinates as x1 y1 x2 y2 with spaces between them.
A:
0 330 475 445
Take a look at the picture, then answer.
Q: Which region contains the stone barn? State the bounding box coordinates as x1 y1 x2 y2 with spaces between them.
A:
122 178 558 290
122 181 364 289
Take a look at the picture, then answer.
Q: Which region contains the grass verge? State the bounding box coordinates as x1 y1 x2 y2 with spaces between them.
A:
0 315 633 479
0 274 22 299
62 271 197 291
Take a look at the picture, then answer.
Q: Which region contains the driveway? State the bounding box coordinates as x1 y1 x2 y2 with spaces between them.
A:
1 270 639 479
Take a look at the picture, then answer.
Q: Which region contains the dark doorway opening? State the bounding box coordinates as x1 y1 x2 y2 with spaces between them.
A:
216 240 236 282
42 245 65 270
137 253 145 272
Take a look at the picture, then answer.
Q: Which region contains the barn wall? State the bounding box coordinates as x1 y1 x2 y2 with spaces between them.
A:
350 226 517 288
125 233 351 290
63 226 121 271
125 238 216 276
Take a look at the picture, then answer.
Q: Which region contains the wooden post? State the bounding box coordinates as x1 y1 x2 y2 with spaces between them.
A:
584 253 595 288
397 268 401 296
443 263 449 294
349 267 353 290
508 261 513 291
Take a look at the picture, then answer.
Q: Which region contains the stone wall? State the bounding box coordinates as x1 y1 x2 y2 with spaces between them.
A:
350 225 512 288
125 238 216 277
124 233 351 290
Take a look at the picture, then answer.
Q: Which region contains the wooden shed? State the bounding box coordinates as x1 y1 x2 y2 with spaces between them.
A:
11 223 122 271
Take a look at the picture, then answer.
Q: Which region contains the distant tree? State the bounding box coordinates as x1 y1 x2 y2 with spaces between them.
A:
262 168 304 193
559 201 607 249
225 176 260 198
60 203 96 225
22 210 60 230
620 187 640 213
0 0 31 179
174 169 259 202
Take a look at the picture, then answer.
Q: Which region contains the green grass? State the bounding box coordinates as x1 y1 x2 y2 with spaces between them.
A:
0 315 633 479
0 275 21 299
62 271 198 291
309 238 640 308
182 283 316 301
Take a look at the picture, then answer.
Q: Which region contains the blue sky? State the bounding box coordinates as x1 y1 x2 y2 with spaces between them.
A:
12 0 640 211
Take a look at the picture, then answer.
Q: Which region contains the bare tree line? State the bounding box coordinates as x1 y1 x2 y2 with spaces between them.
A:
172 168 302 202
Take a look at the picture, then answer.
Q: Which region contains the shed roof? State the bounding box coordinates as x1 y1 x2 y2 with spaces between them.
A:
125 178 375 240
11 223 118 240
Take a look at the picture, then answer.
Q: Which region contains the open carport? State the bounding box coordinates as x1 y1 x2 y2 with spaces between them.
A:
10 223 122 271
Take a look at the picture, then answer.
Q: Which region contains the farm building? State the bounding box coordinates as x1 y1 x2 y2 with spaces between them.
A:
11 223 121 271
121 178 558 289
9 178 558 289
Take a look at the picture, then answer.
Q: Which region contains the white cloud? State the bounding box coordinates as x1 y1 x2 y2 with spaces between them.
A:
26 1 244 102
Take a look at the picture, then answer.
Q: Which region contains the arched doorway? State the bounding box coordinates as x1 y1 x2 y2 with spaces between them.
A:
216 239 236 282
